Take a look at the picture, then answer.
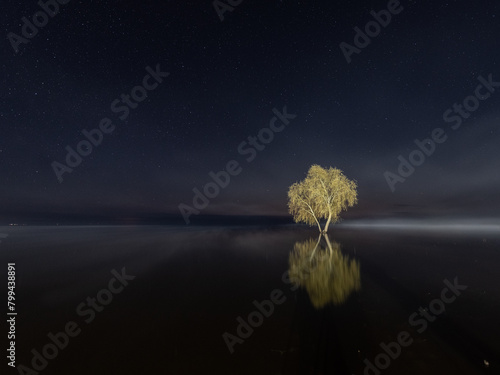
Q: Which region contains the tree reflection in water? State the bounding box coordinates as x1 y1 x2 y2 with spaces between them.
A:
288 233 361 309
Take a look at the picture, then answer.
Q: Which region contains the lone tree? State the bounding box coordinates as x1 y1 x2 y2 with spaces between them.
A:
287 165 358 233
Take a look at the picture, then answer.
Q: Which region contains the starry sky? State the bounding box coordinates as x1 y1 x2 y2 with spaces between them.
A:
1 0 499 225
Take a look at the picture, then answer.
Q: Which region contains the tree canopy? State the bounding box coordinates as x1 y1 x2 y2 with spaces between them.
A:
287 165 358 232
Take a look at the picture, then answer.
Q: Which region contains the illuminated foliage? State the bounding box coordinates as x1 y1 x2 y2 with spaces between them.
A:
287 165 358 232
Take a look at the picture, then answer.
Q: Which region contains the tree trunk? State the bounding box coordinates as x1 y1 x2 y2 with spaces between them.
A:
323 233 333 256
310 212 322 232
309 233 323 261
323 212 332 233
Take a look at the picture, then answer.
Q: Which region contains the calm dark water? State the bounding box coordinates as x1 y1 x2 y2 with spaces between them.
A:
1 225 499 374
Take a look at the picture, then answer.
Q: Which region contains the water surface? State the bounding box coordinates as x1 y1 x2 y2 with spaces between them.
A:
2 225 499 374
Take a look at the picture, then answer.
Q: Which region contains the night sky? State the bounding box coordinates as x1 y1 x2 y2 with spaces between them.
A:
1 0 499 224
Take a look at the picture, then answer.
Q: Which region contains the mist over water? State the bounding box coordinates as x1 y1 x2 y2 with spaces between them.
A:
338 217 500 234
